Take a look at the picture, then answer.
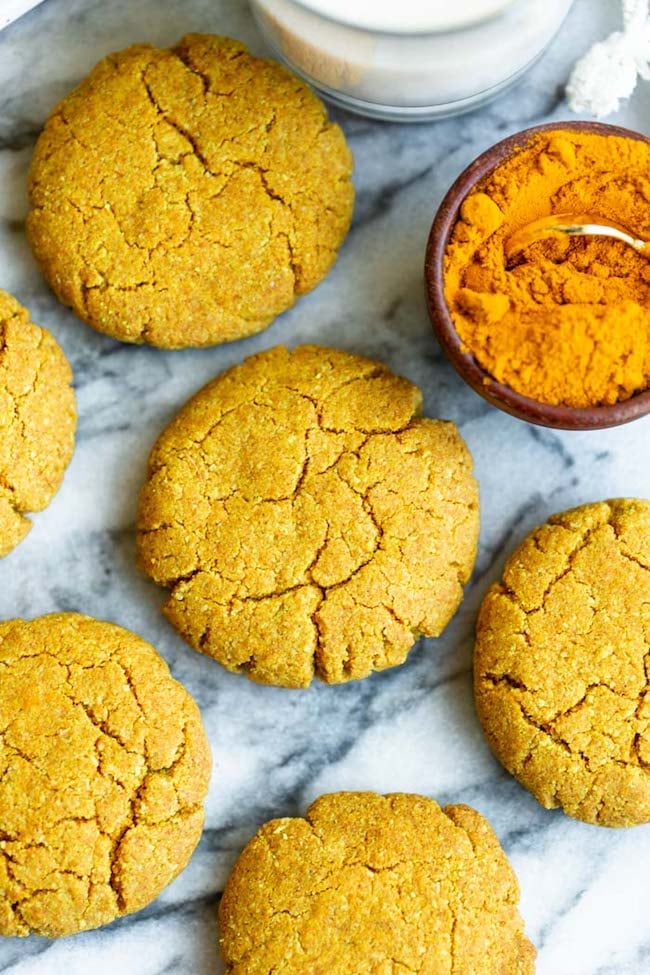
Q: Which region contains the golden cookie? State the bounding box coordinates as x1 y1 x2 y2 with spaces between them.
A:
26 34 354 349
0 290 76 558
137 345 479 688
0 613 211 937
475 499 650 827
218 792 536 974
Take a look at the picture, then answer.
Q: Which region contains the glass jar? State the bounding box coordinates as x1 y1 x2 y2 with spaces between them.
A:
250 0 576 121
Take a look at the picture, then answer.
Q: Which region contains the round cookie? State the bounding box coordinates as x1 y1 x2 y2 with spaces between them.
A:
0 613 211 937
26 34 354 349
475 499 650 827
0 290 76 558
137 345 479 688
218 792 536 974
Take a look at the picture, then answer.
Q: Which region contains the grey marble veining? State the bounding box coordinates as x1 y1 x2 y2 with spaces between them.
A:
0 0 649 972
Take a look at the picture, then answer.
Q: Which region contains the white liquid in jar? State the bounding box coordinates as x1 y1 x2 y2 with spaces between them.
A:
295 0 517 33
1 0 46 30
252 0 575 118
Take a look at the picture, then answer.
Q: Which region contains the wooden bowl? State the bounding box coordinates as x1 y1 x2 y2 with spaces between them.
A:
424 120 650 430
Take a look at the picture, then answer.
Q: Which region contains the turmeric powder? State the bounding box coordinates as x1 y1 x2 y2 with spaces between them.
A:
444 129 650 408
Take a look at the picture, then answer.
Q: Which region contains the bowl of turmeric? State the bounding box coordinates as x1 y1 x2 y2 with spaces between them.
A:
425 121 650 429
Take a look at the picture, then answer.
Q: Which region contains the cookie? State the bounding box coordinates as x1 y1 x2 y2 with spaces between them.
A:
26 34 354 349
475 499 650 827
137 345 479 688
0 613 211 937
0 290 76 558
218 792 536 974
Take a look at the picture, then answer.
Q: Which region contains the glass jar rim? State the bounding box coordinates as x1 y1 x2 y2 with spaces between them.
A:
288 0 518 34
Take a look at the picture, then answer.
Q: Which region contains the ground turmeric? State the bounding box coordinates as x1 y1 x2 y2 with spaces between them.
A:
444 129 650 408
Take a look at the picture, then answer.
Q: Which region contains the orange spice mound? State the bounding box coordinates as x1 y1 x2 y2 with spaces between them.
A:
444 130 650 408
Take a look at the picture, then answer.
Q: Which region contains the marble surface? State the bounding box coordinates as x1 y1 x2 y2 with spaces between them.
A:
0 0 649 972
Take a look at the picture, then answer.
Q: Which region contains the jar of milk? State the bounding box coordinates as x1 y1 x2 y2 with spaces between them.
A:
250 0 576 120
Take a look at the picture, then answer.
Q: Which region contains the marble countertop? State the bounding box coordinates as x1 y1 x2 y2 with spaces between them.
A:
1 0 649 972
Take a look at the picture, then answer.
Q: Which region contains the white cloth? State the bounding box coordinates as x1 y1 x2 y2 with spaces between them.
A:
567 0 650 116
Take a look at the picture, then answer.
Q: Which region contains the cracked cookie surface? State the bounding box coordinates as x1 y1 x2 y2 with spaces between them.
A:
26 34 354 349
218 791 535 974
0 613 211 937
0 290 76 558
137 345 479 688
475 499 650 827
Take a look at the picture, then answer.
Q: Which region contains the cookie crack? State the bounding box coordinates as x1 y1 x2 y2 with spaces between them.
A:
503 518 605 616
171 44 211 97
482 673 648 776
141 68 217 179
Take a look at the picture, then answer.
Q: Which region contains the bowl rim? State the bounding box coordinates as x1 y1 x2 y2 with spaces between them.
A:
424 119 650 430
